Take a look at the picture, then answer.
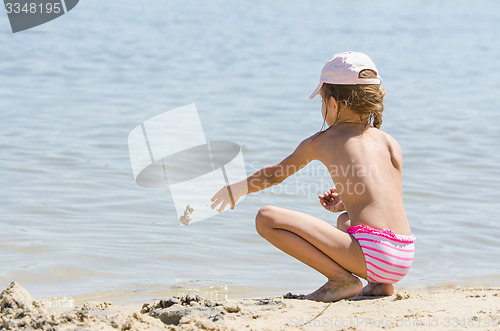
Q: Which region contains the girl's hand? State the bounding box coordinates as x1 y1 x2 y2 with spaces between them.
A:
318 188 345 213
210 181 246 213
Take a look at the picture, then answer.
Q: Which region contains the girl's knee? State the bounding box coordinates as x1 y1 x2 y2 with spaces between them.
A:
337 212 350 232
255 205 277 235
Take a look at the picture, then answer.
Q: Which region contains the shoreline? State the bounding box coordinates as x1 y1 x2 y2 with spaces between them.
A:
1 282 499 330
39 279 500 313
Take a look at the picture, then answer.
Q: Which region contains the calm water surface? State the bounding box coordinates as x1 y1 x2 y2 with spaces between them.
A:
0 0 499 300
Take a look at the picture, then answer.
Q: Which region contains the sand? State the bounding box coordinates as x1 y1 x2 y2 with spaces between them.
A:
1 281 498 330
179 205 194 226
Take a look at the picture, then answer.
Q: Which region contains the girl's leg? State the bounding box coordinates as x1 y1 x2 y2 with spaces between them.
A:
336 212 394 296
255 205 366 302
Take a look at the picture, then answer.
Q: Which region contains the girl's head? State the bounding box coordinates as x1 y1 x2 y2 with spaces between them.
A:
310 52 385 129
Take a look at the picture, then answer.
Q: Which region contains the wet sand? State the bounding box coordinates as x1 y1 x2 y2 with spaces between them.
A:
1 282 498 330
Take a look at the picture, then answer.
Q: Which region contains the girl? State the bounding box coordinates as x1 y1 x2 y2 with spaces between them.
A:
210 51 415 302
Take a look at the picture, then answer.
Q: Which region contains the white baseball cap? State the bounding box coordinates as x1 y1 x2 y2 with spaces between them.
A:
309 51 382 99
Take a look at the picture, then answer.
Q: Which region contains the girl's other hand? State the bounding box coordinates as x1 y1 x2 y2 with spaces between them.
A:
318 188 345 212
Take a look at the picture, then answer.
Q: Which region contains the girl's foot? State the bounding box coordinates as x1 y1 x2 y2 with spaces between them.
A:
304 275 362 302
360 282 394 296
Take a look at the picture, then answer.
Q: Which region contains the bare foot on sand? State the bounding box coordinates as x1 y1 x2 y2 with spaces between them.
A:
304 275 362 302
360 282 394 296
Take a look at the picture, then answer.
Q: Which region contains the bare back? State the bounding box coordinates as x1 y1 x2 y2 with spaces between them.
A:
311 124 411 235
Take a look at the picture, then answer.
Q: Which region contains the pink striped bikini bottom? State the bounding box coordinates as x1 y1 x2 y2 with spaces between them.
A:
347 225 416 284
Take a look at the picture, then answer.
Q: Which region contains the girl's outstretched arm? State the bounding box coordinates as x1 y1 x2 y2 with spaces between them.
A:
210 133 318 212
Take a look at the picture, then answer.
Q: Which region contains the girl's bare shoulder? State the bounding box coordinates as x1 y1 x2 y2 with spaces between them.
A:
376 129 403 169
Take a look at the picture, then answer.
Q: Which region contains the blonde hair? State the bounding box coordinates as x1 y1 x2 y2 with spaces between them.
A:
320 69 386 129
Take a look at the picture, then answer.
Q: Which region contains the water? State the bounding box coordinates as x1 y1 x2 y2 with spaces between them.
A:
1 0 499 301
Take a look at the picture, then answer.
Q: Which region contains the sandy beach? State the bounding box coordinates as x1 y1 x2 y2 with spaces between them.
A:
1 282 498 330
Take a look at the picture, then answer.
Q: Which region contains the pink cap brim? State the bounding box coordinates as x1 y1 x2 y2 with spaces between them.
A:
309 82 323 99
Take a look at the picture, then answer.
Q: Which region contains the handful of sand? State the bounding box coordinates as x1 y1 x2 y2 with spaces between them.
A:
179 204 194 226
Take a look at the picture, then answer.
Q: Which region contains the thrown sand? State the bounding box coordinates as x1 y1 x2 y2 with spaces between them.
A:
1 282 499 330
178 205 194 226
